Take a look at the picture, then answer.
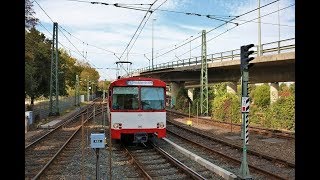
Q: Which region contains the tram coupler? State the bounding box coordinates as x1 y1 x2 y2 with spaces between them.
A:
133 132 148 143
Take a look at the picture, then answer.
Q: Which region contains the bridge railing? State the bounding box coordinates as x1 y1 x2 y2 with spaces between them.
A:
128 38 295 76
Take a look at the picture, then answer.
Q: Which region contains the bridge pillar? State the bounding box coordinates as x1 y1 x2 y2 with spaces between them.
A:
170 82 184 108
187 88 194 101
270 82 279 104
226 82 237 94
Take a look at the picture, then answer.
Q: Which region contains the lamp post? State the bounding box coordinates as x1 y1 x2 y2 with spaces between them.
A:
87 78 90 102
152 18 156 70
278 0 280 42
144 54 151 71
258 0 261 56
190 36 193 59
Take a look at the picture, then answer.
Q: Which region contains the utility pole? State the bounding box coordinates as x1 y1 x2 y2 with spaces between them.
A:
190 36 193 59
144 54 151 71
278 1 280 42
258 0 261 56
239 44 255 179
200 30 208 116
102 79 106 102
152 18 156 70
87 78 90 101
49 22 59 116
75 75 80 106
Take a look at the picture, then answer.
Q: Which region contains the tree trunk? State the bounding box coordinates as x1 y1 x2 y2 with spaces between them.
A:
30 96 35 111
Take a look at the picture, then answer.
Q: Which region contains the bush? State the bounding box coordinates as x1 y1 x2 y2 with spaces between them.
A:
265 95 295 130
253 84 270 108
212 93 240 123
249 105 268 127
175 88 191 113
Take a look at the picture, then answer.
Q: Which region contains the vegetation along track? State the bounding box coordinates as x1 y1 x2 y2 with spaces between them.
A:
25 103 103 179
166 121 295 179
167 109 295 140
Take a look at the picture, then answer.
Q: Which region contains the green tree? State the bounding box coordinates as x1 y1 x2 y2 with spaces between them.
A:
98 80 111 91
79 63 100 92
25 28 52 105
59 49 82 96
252 84 270 108
25 0 38 29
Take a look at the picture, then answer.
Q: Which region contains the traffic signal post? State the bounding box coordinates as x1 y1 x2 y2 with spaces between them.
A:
239 44 254 179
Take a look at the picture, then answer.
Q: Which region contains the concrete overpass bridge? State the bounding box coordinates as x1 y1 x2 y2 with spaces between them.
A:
127 38 295 104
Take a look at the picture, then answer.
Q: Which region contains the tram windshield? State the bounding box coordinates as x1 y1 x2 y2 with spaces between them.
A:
112 86 165 110
112 87 139 110
141 87 165 110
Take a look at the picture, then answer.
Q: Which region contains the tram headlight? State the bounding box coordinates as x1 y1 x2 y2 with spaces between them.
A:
113 123 122 129
157 122 165 128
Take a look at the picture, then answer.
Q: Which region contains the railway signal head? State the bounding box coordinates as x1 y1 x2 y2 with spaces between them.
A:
240 44 255 71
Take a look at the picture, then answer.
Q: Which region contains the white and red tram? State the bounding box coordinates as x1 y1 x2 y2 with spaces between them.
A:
108 77 166 143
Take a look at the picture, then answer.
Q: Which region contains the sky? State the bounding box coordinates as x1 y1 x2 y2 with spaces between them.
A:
32 0 295 81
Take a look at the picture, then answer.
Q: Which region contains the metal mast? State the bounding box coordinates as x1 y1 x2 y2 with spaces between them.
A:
49 22 59 116
200 30 208 116
75 75 80 106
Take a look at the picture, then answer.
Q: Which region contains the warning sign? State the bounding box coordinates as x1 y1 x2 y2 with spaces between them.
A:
241 97 250 112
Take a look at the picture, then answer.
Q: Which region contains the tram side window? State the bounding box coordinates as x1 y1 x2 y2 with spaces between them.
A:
112 87 139 110
141 87 165 110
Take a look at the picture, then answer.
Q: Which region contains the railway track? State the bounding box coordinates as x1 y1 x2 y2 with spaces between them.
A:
124 142 211 179
166 121 295 179
25 105 91 148
167 109 295 140
25 103 104 179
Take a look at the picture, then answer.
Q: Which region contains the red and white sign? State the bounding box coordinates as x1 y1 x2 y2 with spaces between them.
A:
241 97 250 112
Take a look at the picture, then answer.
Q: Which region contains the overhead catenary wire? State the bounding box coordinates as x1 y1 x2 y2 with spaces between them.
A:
118 0 158 61
143 1 290 57
33 0 100 67
29 16 88 60
167 3 295 62
71 0 239 25
33 0 289 76
126 0 168 57
59 28 99 68
106 0 158 75
153 0 281 60
34 0 134 79
66 0 153 12
34 0 130 71
122 5 238 25
31 19 82 57
25 26 94 70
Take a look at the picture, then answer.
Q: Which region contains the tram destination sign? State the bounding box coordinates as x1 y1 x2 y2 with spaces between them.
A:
127 80 153 86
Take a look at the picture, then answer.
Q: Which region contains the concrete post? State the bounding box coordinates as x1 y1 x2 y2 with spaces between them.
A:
25 116 28 133
226 82 237 94
170 82 184 108
187 88 194 101
270 82 279 104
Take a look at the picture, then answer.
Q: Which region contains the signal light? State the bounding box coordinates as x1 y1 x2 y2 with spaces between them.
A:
240 44 255 71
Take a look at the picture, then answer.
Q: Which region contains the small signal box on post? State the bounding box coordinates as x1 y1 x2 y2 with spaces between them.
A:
90 133 105 149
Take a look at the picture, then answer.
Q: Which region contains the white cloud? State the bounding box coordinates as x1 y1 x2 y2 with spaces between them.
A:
33 0 294 81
